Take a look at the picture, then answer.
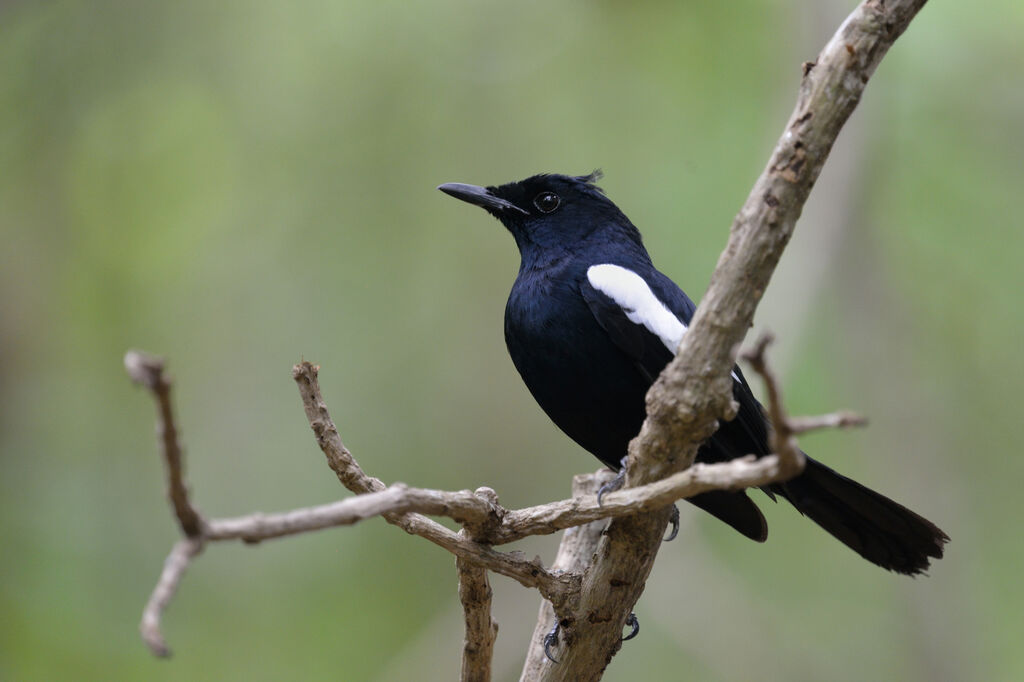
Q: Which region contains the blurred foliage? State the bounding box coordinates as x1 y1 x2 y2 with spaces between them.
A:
1 0 1021 680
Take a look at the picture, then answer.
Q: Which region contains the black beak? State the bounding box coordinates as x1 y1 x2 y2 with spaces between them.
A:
437 183 528 215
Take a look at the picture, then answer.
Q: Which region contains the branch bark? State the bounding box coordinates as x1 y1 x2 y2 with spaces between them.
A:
457 547 499 682
520 473 613 681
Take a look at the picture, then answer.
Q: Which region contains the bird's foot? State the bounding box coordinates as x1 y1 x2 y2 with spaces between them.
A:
664 504 680 542
543 612 637 662
543 621 561 663
622 612 640 641
597 457 629 506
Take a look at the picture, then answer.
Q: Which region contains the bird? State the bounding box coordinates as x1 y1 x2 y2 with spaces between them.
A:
438 170 949 576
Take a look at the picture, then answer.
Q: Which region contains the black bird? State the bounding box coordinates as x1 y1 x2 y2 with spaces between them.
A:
439 171 948 575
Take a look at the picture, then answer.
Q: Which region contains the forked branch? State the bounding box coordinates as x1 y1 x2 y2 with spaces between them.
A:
130 342 861 664
524 1 928 678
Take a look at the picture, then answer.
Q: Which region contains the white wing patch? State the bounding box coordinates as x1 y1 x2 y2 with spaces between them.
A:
586 264 741 382
586 264 686 353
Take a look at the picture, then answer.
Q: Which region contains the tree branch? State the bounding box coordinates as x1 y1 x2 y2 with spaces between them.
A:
290 361 575 606
457 545 499 682
131 351 863 659
204 484 488 543
125 351 203 538
139 537 204 657
526 1 929 678
741 332 865 471
520 473 612 681
457 485 501 682
128 357 573 655
144 425 840 549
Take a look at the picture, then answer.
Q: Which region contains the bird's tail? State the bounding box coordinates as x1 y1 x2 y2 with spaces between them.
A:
775 457 949 575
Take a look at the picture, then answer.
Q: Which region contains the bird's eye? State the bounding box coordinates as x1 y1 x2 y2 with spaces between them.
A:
533 192 561 214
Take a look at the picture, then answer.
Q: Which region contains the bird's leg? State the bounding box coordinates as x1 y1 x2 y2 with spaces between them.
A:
598 461 677 542
664 504 680 542
596 457 629 506
622 612 640 641
543 621 561 663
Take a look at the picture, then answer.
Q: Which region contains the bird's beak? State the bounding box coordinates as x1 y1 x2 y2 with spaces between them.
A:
437 183 528 215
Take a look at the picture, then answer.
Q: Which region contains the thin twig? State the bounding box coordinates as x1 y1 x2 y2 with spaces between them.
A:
139 537 204 657
291 361 388 495
741 332 866 477
788 411 867 434
125 350 203 538
291 361 573 607
741 333 805 477
205 484 491 543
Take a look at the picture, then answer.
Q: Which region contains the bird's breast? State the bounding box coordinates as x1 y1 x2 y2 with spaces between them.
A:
503 272 651 467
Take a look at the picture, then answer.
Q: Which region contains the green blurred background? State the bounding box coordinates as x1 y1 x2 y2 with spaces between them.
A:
2 0 1021 679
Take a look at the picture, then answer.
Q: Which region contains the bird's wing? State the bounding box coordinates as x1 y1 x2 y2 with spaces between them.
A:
580 263 679 383
581 262 773 540
582 264 770 452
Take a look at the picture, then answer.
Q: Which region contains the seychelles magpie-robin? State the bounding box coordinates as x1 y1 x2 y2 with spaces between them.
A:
439 171 947 575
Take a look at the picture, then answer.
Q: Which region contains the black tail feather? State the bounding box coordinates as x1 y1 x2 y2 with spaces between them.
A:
688 489 768 543
774 457 949 575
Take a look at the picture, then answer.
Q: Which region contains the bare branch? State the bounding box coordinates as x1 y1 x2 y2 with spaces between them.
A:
126 351 203 537
184 450 823 549
139 537 204 657
286 360 833 599
204 484 492 543
494 456 796 545
291 363 511 533
291 360 576 607
132 330 867 665
521 473 612 680
457 545 498 682
128 356 570 657
457 487 502 682
788 411 867 434
741 332 866 476
291 361 386 495
741 333 806 478
294 360 561 596
530 2 930 678
132 349 865 660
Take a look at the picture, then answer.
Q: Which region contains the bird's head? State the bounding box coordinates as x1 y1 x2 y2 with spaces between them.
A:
438 171 646 262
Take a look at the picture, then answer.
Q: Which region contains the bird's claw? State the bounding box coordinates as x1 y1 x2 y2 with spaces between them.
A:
664 504 680 542
622 612 640 641
542 612 636 661
597 457 629 506
543 621 561 663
